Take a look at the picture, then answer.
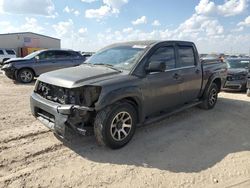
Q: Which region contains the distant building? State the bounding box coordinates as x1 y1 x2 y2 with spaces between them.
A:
0 32 61 57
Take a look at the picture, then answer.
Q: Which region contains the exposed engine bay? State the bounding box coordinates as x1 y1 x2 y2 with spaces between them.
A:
34 81 102 135
35 81 101 107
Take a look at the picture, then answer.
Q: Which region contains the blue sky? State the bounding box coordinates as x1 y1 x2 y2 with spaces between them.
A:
0 0 250 54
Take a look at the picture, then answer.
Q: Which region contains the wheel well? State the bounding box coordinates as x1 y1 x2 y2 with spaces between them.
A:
121 97 140 123
213 78 221 92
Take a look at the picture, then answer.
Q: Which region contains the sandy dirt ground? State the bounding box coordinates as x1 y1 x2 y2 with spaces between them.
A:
0 72 250 188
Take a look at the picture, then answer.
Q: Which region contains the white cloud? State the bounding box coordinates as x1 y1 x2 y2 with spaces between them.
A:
74 10 80 16
52 19 74 38
85 5 111 19
195 0 216 15
63 6 71 13
132 16 147 25
152 20 161 26
63 6 80 16
195 0 248 17
238 15 250 26
0 0 3 13
52 19 91 51
0 17 44 33
122 27 133 33
81 0 97 2
176 14 224 38
0 0 55 16
85 0 128 19
231 26 244 32
22 17 44 33
79 27 88 34
218 0 248 17
103 0 128 12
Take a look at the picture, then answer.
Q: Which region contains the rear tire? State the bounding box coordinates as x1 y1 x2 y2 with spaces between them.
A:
94 102 137 149
199 83 218 110
17 68 34 83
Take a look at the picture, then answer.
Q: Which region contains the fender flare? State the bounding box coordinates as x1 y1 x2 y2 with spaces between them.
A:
95 86 144 123
201 73 222 99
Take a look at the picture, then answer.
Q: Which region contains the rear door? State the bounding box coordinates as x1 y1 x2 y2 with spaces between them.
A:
176 45 202 103
142 45 183 116
54 51 82 68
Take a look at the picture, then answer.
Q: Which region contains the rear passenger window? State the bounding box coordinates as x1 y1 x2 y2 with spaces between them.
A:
0 50 3 55
6 50 15 55
54 51 73 59
149 46 176 70
178 46 195 67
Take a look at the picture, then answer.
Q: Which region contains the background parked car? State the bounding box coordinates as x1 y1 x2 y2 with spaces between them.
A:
82 52 94 60
0 48 17 65
223 58 250 91
1 49 86 83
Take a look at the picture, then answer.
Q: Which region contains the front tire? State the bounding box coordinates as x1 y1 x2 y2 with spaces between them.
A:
94 102 137 149
199 83 218 110
17 69 34 83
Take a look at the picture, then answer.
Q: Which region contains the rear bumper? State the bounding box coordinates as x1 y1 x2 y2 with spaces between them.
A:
30 92 93 138
222 80 247 91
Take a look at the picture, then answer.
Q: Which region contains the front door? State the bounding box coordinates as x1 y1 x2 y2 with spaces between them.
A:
33 51 63 75
142 45 183 116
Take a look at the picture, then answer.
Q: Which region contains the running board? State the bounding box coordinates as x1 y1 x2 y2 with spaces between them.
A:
143 101 202 126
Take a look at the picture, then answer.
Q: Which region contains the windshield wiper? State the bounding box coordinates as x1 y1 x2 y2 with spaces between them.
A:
94 63 123 72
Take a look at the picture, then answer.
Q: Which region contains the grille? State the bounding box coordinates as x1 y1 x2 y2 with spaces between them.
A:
36 82 68 104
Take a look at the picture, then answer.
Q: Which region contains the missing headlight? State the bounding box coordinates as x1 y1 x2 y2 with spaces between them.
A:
79 86 102 107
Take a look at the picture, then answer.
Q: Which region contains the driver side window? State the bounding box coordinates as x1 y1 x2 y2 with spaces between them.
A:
148 46 176 70
39 51 56 60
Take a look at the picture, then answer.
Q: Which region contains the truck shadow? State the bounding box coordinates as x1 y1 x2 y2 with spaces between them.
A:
64 97 250 173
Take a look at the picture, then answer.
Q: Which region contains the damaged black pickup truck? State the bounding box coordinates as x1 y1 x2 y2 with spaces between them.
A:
30 41 227 149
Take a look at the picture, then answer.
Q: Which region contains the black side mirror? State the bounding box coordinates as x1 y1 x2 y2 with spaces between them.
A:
146 61 166 73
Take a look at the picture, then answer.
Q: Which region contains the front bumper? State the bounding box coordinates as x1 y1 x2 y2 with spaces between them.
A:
222 80 247 91
30 92 94 138
1 67 16 79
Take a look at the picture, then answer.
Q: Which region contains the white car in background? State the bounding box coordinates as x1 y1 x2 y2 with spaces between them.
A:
0 49 17 65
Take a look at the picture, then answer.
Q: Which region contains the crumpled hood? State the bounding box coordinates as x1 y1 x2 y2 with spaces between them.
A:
4 57 29 64
38 64 123 88
228 68 248 75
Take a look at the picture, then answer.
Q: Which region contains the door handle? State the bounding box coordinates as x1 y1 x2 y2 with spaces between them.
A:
195 69 200 74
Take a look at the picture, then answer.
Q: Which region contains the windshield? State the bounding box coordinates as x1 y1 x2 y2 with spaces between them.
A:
226 59 250 69
86 45 146 71
24 51 42 59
